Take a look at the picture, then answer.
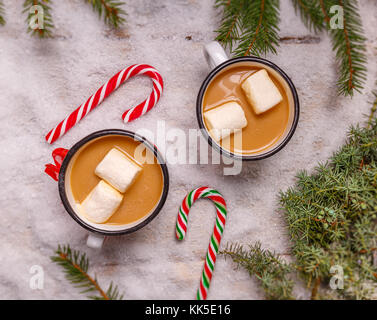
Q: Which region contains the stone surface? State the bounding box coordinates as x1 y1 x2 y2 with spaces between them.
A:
0 0 376 300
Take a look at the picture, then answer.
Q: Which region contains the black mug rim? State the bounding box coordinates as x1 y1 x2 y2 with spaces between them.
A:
58 129 170 236
196 56 300 161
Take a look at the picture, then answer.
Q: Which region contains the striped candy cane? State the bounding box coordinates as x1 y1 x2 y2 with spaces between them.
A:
45 64 163 144
176 186 227 300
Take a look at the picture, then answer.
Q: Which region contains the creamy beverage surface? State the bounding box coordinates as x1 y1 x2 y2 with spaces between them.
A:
203 65 290 154
70 135 164 225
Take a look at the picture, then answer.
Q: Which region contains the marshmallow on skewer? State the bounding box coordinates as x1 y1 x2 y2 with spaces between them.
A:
79 180 123 224
95 148 142 193
204 101 247 142
241 69 283 115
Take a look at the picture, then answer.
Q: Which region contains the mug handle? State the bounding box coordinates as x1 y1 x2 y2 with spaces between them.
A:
203 41 229 69
87 233 105 249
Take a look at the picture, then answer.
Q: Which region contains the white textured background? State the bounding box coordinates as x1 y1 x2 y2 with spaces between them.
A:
0 0 376 299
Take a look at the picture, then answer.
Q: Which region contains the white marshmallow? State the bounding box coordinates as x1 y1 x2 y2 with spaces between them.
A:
241 69 283 115
204 101 247 142
79 180 123 224
95 148 142 193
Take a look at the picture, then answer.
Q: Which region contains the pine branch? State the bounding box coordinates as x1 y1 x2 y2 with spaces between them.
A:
23 0 54 38
85 0 126 28
295 0 367 96
238 0 280 57
215 0 280 57
0 0 5 26
214 0 244 52
324 0 367 96
291 0 325 33
280 93 377 299
225 85 377 300
319 0 330 23
51 244 124 300
221 242 294 300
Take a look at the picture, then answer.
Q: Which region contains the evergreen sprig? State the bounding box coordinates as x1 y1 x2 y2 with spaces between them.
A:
216 0 368 96
223 88 377 300
23 0 54 38
215 0 280 57
0 0 5 26
221 242 294 300
325 0 367 96
280 113 377 299
51 244 124 300
291 0 367 96
291 0 325 33
214 0 244 52
85 0 126 28
0 1 126 38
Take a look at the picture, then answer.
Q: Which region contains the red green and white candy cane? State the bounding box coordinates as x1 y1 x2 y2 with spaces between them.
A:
176 186 227 300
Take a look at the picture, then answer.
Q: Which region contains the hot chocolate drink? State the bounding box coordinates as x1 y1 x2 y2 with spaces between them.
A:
70 135 164 225
202 64 290 155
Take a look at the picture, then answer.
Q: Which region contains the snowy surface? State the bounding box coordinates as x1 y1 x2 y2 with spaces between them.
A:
0 0 376 299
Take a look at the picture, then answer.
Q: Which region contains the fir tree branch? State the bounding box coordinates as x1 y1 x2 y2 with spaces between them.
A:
291 0 325 33
243 0 266 56
280 93 377 299
214 0 244 52
320 0 367 96
332 0 366 96
0 0 5 26
238 0 280 57
85 0 126 28
215 0 280 57
319 0 330 23
221 242 295 300
23 0 54 38
51 244 124 300
225 85 377 300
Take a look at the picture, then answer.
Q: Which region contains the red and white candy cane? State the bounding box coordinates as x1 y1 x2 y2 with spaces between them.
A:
45 64 163 144
176 187 227 300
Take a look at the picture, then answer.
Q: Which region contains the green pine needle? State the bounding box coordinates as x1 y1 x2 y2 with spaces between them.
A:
280 102 377 299
291 0 325 33
223 86 377 300
51 244 124 300
0 0 5 26
85 0 126 28
324 0 367 96
291 0 367 96
215 0 280 57
23 0 54 38
214 0 244 52
221 242 294 300
217 0 368 96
